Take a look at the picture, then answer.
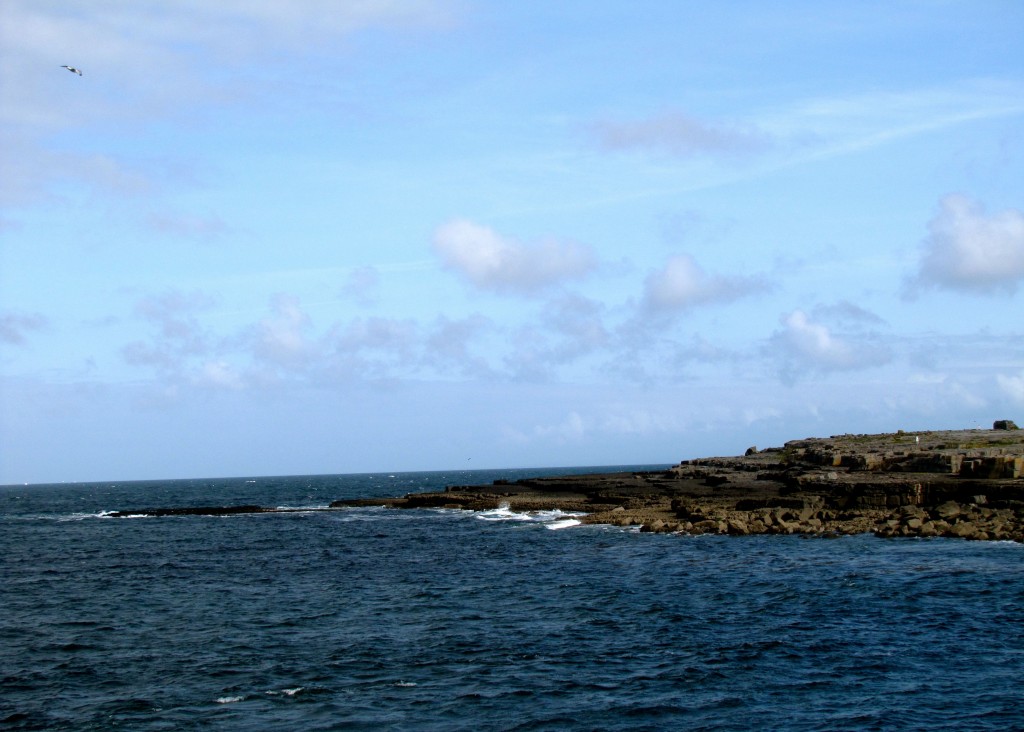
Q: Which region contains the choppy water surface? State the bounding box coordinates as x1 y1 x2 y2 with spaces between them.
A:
2 470 1023 730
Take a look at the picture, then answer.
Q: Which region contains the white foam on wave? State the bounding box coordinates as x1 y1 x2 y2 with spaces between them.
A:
215 695 244 704
394 681 417 687
545 518 582 530
54 511 109 521
475 503 532 522
265 686 304 697
474 503 584 529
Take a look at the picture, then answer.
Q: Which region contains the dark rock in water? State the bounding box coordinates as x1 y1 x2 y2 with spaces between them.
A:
109 505 273 518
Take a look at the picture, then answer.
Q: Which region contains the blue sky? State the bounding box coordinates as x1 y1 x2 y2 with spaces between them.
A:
2 1 1023 484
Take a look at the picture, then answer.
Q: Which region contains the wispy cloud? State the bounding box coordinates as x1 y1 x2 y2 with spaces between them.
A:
776 81 1024 160
594 110 771 157
341 266 381 307
0 311 48 345
579 81 1024 208
147 211 229 240
122 290 215 370
810 300 887 326
0 0 458 205
423 314 495 379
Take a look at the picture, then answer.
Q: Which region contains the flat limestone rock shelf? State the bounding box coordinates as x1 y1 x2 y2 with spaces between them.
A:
115 426 1024 541
332 426 1024 541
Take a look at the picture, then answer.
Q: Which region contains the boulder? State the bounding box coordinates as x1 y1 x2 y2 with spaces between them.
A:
934 501 962 521
993 420 1019 430
726 518 750 535
947 521 982 539
690 519 720 534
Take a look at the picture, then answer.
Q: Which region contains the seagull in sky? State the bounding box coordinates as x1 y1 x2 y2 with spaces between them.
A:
61 65 82 76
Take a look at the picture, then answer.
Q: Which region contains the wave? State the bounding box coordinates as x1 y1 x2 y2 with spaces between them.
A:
266 687 305 697
474 502 584 530
215 686 313 704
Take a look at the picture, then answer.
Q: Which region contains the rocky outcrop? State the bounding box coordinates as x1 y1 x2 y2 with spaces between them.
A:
331 426 1024 542
108 505 273 518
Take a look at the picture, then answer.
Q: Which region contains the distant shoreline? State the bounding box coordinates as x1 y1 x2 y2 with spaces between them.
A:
114 426 1024 542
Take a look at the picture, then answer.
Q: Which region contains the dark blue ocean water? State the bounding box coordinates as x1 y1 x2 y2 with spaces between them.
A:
2 468 1023 731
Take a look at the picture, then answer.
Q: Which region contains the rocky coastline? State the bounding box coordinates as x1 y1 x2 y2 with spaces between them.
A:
333 423 1024 542
112 423 1024 542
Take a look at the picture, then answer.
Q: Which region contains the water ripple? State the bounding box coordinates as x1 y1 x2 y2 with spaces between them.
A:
2 475 1023 730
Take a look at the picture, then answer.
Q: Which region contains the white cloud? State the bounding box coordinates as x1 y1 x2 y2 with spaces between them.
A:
531 411 586 442
910 194 1024 294
599 408 681 436
195 360 244 390
252 294 313 368
770 309 891 381
595 110 771 157
0 0 456 205
433 219 596 294
997 371 1024 406
642 254 765 312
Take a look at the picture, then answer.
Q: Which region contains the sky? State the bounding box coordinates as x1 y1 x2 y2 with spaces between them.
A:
1 1 1023 484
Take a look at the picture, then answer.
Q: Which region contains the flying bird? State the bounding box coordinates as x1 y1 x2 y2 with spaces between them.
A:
61 65 82 76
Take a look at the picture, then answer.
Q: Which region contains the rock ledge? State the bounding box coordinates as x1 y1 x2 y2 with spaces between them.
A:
332 426 1024 542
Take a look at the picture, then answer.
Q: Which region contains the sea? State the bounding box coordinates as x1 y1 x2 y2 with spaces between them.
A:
2 467 1023 731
